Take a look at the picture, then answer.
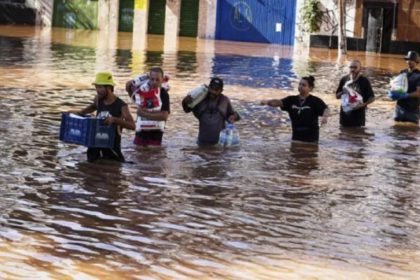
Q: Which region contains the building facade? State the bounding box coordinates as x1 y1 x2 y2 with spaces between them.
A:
0 0 419 53
304 0 420 54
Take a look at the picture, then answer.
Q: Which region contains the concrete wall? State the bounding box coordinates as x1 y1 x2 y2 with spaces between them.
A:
312 0 356 37
26 0 53 26
294 0 357 47
198 0 217 39
294 0 308 45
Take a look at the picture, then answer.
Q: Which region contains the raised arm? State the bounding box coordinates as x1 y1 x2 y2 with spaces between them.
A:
69 97 97 115
260 99 283 108
125 80 134 98
182 95 193 113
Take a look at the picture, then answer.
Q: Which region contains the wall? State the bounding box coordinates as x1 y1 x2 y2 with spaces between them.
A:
313 0 356 37
397 0 420 42
26 0 53 26
294 0 357 47
215 0 297 45
198 0 217 39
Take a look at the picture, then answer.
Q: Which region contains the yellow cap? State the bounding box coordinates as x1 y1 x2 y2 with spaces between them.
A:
92 72 116 86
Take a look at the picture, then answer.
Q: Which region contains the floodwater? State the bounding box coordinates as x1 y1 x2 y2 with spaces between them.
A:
0 25 419 279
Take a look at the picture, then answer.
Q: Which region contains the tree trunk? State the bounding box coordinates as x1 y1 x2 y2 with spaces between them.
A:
337 0 347 55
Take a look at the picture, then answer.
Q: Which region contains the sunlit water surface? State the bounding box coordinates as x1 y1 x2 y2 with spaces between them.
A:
0 26 419 279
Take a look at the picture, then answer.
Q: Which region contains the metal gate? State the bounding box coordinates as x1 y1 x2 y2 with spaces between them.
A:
119 0 134 32
215 0 296 45
148 0 166 35
179 0 199 37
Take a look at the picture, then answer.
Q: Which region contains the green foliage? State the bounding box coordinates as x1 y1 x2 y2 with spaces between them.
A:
301 0 324 33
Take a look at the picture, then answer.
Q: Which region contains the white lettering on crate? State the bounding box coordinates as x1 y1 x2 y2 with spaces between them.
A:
95 133 109 140
70 129 81 136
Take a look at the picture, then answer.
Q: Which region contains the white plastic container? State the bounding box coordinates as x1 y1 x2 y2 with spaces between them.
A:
187 84 208 108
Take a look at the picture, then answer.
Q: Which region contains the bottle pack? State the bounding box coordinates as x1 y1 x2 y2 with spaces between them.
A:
218 123 240 147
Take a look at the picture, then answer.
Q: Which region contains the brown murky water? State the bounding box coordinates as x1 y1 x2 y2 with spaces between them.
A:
0 26 419 279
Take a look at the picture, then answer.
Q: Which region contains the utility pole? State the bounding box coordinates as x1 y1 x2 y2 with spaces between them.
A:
337 0 347 56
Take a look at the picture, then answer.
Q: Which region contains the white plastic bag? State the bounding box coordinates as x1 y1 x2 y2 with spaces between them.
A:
390 73 408 93
341 86 363 113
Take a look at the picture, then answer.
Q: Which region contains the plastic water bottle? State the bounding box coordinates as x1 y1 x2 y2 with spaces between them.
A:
219 123 240 147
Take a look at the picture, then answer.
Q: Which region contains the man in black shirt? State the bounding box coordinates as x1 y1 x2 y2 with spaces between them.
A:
75 72 135 162
391 51 420 124
336 60 375 127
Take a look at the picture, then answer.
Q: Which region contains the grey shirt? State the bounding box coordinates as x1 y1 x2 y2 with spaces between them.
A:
183 94 236 145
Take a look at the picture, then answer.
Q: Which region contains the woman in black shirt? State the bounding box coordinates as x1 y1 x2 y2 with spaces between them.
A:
261 76 329 142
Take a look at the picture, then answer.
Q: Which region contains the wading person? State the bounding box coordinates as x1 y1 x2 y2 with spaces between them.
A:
73 72 135 162
260 76 329 143
126 67 170 147
389 51 420 124
335 60 375 127
182 77 240 146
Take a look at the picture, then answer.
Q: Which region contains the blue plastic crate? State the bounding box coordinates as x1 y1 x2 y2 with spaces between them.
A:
59 113 116 148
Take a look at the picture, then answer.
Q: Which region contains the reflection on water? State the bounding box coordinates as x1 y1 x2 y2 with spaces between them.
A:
0 26 420 279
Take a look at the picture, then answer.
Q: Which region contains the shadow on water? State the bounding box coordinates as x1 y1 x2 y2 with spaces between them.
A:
0 26 420 279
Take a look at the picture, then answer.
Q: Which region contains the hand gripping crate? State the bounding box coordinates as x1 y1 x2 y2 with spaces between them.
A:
59 113 116 148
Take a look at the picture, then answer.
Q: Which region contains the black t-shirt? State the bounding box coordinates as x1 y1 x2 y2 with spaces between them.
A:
87 97 127 162
135 87 170 142
397 69 420 112
336 75 374 127
281 95 327 142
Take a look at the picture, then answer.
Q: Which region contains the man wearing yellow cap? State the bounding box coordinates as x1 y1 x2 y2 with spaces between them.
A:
75 72 135 162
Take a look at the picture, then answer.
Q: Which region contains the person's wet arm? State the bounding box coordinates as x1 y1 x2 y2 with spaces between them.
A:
105 105 135 130
356 81 375 109
226 99 240 123
260 99 283 108
137 108 169 121
126 80 134 97
336 78 346 99
321 107 330 126
182 95 193 113
408 85 420 98
70 97 97 115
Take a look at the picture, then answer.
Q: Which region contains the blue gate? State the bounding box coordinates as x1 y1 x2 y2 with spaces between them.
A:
216 0 296 45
